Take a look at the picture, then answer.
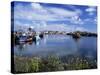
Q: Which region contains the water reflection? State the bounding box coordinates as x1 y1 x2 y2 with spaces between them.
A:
42 35 48 45
35 40 40 46
28 41 33 45
19 43 25 50
16 41 38 50
14 34 97 60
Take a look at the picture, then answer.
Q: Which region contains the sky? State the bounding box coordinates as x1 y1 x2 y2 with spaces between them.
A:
11 1 97 32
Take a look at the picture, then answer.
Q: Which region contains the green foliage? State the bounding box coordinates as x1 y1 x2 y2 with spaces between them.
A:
14 56 97 73
14 57 31 73
39 56 64 71
29 57 40 72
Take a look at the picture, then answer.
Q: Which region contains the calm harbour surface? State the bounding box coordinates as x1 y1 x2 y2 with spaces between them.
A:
14 34 97 60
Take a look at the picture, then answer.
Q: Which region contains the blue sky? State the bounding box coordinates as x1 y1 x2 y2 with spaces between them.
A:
12 1 97 32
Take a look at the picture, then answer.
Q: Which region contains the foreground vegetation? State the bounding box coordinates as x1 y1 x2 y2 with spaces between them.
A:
14 55 97 73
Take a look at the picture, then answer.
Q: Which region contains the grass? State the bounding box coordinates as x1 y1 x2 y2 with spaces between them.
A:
13 55 97 73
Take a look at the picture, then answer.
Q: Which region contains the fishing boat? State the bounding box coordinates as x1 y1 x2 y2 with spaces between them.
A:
19 33 32 42
19 36 27 43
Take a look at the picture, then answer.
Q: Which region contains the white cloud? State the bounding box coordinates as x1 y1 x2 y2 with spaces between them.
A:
94 17 97 22
31 3 43 9
85 7 96 15
14 3 63 21
70 15 84 25
94 17 97 24
84 17 97 24
14 19 88 32
14 2 93 32
84 18 91 22
31 3 49 15
14 2 83 23
75 27 88 31
86 7 96 12
48 7 79 17
88 12 94 15
14 20 29 31
42 24 73 32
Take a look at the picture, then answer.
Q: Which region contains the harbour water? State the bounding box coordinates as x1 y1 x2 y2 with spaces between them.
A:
14 34 97 60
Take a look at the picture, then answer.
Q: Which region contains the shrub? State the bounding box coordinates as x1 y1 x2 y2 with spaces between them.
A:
14 55 97 73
